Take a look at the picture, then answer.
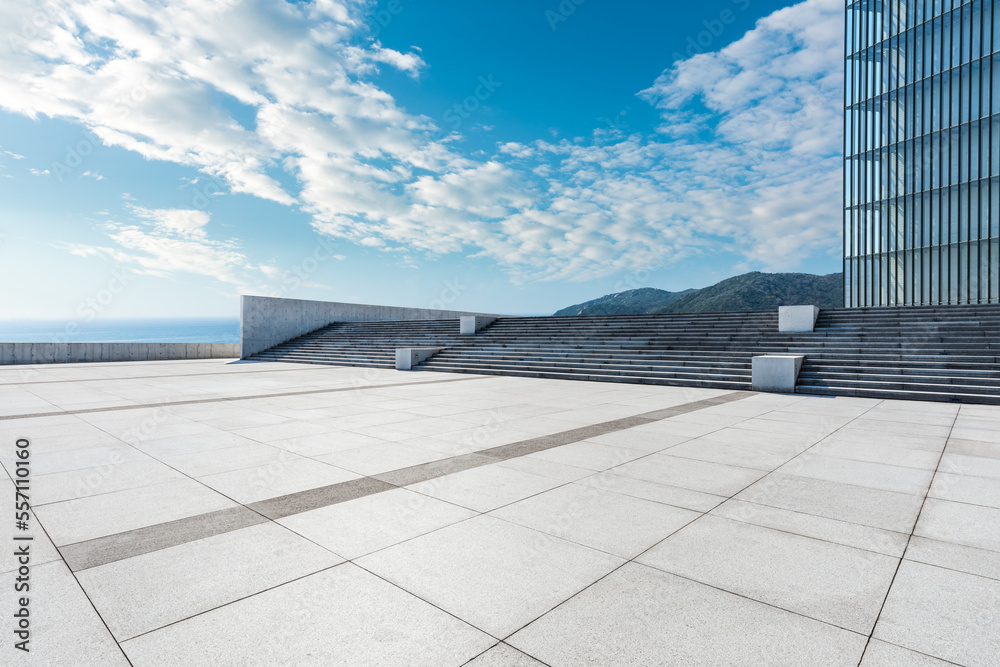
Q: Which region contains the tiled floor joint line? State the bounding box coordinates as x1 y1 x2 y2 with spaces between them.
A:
853 404 961 666
57 390 755 572
0 375 488 421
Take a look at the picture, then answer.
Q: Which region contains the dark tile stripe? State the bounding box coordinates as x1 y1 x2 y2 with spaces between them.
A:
373 453 497 487
59 389 756 572
248 477 396 520
0 376 486 421
58 506 267 572
0 363 337 387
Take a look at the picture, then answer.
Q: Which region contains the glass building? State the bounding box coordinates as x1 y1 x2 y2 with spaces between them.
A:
845 0 1000 306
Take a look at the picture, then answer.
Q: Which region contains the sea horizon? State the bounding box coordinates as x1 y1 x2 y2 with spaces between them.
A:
0 317 240 344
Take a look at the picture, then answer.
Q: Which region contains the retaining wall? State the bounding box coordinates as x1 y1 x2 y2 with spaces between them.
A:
0 342 239 366
241 295 499 358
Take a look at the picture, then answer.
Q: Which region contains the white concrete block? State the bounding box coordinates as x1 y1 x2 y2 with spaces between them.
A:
779 306 820 332
752 355 805 393
460 316 497 335
395 347 444 371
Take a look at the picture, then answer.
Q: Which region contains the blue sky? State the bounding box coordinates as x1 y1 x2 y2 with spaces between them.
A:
0 0 843 319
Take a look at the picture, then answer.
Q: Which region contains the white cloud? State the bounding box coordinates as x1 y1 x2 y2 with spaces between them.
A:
58 206 261 289
81 170 104 180
28 168 50 176
3 0 843 284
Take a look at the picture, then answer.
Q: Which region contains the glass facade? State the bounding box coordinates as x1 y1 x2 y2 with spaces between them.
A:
845 0 1000 306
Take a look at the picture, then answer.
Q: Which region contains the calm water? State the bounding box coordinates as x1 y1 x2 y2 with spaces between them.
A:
0 318 240 343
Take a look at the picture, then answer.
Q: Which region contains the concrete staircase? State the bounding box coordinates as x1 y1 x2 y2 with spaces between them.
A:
248 319 476 368
419 312 779 390
248 305 1000 404
794 304 1000 404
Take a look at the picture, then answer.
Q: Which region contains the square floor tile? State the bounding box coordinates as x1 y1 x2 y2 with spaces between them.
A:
859 640 954 666
464 643 546 666
357 515 623 637
34 478 237 545
777 453 933 496
874 560 1000 666
197 458 360 503
0 561 129 666
576 471 727 512
121 563 494 666
735 473 924 533
491 483 698 558
637 515 898 633
77 522 342 640
279 487 476 559
612 453 765 496
507 562 866 666
316 442 450 476
406 464 565 513
914 498 1000 553
528 441 650 471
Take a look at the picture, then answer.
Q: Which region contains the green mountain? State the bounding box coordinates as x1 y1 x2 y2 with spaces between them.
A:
554 272 844 316
553 287 694 317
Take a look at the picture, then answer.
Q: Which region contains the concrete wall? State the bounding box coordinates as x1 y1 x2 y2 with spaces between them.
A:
0 342 239 366
240 295 501 359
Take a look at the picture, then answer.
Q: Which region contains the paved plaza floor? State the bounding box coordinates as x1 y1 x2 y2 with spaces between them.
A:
1 358 998 666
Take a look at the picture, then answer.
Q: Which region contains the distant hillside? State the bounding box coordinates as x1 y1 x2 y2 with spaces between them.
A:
553 287 694 317
555 272 844 316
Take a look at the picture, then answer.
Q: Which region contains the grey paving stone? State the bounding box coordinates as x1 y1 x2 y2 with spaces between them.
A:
248 476 396 520
939 452 1000 480
356 515 623 638
0 478 61 574
576 471 727 512
735 473 924 533
316 441 454 476
1 442 151 477
945 438 1000 460
34 477 238 545
161 442 297 477
914 498 1000 553
278 487 476 560
810 439 942 471
905 536 1000 582
611 453 765 496
777 453 934 496
507 562 866 666
928 471 1000 509
404 464 565 513
493 455 594 482
664 435 799 471
874 560 1000 666
583 428 691 452
0 561 129 666
712 499 909 557
371 452 496 486
197 457 360 504
859 640 955 666
77 522 342 640
59 505 268 571
464 643 547 666
637 515 898 634
33 458 186 505
121 563 494 666
491 482 699 558
528 440 650 471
